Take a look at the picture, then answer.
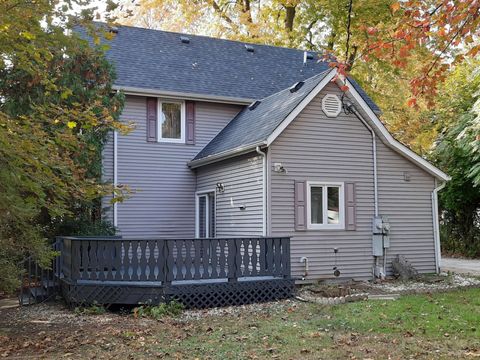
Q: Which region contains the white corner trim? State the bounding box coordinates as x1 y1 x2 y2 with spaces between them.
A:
113 130 118 227
343 79 450 181
432 180 446 274
266 69 337 146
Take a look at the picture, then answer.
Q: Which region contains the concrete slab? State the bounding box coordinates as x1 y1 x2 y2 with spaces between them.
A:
441 257 480 276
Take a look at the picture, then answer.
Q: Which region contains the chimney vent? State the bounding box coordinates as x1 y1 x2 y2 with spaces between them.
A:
180 36 190 44
245 44 254 52
108 26 119 34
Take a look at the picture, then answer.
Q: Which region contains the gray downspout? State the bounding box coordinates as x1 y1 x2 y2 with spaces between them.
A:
344 102 379 216
343 101 382 277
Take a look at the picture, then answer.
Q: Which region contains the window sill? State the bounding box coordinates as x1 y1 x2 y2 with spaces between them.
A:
307 225 345 231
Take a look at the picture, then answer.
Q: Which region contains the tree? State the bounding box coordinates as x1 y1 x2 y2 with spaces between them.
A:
0 0 129 292
430 59 480 256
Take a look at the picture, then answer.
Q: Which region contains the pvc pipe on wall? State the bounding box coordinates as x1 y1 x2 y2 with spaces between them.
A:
344 102 379 217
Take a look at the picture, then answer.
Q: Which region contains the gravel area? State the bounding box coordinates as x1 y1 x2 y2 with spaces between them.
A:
369 273 480 294
297 273 480 303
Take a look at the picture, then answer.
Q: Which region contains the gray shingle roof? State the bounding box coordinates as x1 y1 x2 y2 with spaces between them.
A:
192 70 331 162
94 24 379 111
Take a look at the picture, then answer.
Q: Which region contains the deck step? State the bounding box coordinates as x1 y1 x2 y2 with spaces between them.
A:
29 286 48 298
19 294 34 306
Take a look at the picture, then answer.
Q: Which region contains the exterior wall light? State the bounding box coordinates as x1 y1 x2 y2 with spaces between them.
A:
216 182 225 193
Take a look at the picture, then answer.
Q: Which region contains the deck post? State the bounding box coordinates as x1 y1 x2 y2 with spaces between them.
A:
227 239 238 282
283 237 291 278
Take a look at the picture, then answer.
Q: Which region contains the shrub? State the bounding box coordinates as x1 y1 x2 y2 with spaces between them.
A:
133 301 184 319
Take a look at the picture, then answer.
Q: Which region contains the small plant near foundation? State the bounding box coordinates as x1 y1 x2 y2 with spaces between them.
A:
133 300 184 319
74 302 107 315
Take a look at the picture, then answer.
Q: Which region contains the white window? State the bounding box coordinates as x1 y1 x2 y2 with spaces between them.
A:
157 101 185 143
307 182 345 230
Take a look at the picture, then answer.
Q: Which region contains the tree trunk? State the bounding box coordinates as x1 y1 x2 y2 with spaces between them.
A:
327 31 336 50
284 5 296 32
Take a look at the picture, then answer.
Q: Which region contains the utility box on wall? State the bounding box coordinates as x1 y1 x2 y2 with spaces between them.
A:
372 234 384 256
372 216 391 256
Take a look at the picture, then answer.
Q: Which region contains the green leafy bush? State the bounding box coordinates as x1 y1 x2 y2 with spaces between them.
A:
133 301 185 319
75 303 107 315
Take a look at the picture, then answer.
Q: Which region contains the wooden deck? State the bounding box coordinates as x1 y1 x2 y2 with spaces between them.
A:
56 236 294 308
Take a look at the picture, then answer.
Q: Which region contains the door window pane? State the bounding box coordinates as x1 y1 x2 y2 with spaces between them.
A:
327 186 340 224
208 193 215 238
161 102 181 139
198 196 206 238
310 187 323 224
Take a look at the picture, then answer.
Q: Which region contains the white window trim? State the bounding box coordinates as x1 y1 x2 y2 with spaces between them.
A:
195 190 216 238
157 100 186 143
307 181 345 230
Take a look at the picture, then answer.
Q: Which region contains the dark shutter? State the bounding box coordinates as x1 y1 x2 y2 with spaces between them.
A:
294 180 307 231
146 97 157 142
186 100 195 145
345 182 356 231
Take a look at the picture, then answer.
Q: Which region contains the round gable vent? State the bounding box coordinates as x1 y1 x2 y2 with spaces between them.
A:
322 94 342 117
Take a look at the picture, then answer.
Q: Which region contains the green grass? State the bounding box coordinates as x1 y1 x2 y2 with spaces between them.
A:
142 288 480 359
4 288 480 359
329 289 480 339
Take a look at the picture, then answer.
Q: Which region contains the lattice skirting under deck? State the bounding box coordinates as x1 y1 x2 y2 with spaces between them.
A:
166 279 295 309
61 279 295 309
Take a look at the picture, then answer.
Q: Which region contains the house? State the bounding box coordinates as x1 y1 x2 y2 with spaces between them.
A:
100 24 449 282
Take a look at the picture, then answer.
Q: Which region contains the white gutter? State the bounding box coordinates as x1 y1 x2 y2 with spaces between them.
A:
188 141 266 169
256 146 267 236
113 130 118 227
346 102 379 217
432 180 446 274
113 85 254 105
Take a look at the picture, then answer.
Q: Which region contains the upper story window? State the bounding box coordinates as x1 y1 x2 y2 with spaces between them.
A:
307 182 345 230
158 101 185 143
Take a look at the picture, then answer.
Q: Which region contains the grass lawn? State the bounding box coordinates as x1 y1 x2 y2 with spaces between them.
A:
1 288 480 359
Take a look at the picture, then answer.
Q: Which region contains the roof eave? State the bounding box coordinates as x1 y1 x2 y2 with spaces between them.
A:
188 141 267 169
113 85 254 105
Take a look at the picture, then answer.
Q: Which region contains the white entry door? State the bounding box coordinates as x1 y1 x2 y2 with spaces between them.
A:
196 192 215 238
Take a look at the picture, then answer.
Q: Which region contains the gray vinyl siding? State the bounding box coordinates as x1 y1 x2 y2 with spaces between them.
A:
196 153 264 237
103 96 242 237
376 141 436 273
269 83 436 280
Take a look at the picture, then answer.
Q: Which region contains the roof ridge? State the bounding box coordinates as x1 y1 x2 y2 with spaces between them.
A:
98 21 324 55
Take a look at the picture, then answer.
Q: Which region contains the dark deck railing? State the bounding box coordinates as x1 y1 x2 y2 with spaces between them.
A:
60 237 291 285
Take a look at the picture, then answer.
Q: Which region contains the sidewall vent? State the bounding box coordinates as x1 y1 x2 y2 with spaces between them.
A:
321 94 342 117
